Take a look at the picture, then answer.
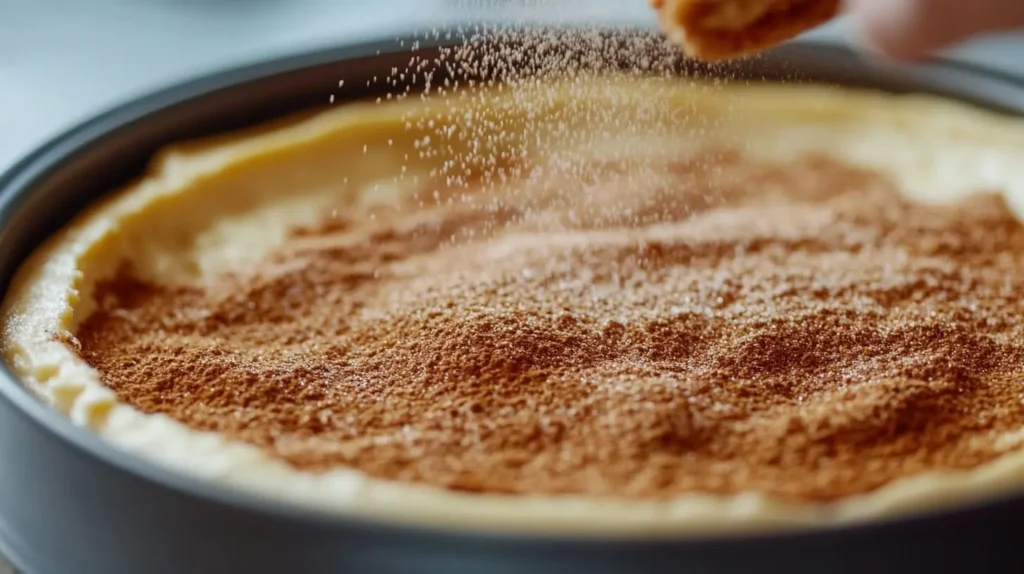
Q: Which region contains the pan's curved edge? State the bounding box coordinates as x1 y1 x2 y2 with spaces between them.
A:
0 29 1023 574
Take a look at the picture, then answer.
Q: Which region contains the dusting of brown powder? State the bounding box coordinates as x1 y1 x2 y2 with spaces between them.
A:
73 150 1024 502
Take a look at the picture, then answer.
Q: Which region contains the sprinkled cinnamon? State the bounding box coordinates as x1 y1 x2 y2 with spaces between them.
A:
73 151 1024 501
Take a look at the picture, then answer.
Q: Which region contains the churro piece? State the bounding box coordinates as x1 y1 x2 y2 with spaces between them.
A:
653 0 840 61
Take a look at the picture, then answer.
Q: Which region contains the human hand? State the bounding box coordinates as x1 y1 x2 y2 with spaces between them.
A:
845 0 1024 60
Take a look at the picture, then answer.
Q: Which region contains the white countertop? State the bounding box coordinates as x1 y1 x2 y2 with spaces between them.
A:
4 2 1024 573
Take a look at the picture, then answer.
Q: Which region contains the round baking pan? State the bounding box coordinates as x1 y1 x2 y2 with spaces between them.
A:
2 29 1024 574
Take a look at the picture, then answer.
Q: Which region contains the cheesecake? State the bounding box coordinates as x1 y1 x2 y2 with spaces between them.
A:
5 74 1024 535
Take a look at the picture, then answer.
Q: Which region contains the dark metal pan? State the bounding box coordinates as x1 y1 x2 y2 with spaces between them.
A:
1 29 1023 574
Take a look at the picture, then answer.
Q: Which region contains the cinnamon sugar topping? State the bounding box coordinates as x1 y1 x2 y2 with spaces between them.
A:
74 151 1024 501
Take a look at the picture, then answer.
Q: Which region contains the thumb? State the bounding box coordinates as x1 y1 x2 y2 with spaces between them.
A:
845 0 1024 60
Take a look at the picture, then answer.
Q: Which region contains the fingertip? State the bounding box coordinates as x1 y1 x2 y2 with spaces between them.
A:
842 0 930 61
845 0 1024 62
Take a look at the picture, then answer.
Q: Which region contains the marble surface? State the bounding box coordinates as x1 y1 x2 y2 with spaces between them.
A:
5 1 1024 572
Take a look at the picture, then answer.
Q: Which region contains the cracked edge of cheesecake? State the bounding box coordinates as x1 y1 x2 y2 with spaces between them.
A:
4 77 1024 535
653 0 842 61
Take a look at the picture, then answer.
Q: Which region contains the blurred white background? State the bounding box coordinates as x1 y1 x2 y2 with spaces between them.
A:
3 1 1024 572
0 0 655 169
5 0 1024 172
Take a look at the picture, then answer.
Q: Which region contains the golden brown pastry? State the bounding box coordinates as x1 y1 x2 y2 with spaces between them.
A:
653 0 841 61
